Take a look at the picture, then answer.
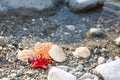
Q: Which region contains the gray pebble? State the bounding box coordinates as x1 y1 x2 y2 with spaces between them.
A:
94 48 100 54
76 65 84 72
16 69 23 76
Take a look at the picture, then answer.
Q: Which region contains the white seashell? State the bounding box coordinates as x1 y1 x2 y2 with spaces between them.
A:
48 45 66 62
73 47 91 58
48 68 76 80
114 36 120 46
17 50 37 62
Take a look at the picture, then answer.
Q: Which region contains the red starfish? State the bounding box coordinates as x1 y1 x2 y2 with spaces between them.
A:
28 54 52 69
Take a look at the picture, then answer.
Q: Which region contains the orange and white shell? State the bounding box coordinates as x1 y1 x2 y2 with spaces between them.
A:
34 42 53 59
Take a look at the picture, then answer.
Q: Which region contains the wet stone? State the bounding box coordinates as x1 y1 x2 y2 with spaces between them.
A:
66 0 105 13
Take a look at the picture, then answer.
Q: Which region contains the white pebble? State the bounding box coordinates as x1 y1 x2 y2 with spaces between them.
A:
98 57 105 64
65 25 76 31
114 36 120 46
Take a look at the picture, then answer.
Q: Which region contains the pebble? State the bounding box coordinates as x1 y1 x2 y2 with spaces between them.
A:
76 65 84 72
114 36 120 46
94 59 120 80
72 47 91 58
80 73 94 80
94 48 100 54
65 25 76 31
23 28 27 31
11 70 16 73
0 46 2 51
66 0 105 12
0 36 6 46
48 68 76 80
97 57 105 64
16 69 23 76
89 28 103 37
11 73 17 77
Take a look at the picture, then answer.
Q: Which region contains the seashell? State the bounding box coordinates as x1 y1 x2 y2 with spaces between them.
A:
48 45 66 62
48 68 76 80
72 47 91 58
34 42 53 59
18 50 37 62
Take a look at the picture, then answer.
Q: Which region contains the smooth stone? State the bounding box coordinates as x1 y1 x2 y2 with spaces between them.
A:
11 73 17 77
66 0 105 12
65 25 76 31
0 69 4 72
97 57 105 64
0 46 2 51
80 73 94 80
48 68 76 80
76 65 84 72
16 69 23 76
94 59 120 80
94 48 100 54
114 36 120 46
72 47 91 58
0 36 6 46
89 28 103 36
11 70 16 73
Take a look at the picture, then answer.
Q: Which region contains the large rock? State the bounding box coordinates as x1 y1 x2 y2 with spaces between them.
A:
94 59 120 80
66 0 105 12
48 68 76 80
0 0 62 11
